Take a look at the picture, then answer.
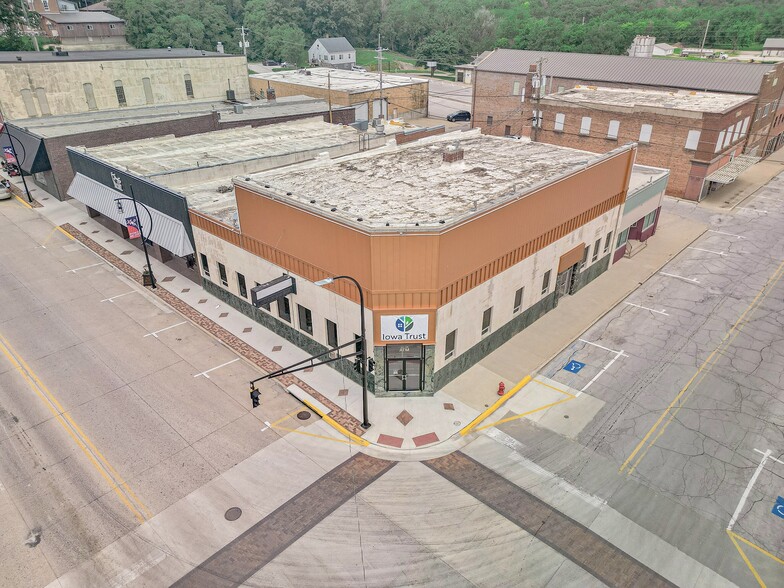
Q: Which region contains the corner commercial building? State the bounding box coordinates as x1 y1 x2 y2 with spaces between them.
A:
471 49 784 164
188 131 668 396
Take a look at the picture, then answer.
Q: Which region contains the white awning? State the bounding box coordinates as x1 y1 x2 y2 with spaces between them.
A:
704 155 760 185
67 173 194 257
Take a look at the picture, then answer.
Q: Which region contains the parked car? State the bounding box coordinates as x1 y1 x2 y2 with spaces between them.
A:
352 65 367 73
263 60 280 67
446 110 471 122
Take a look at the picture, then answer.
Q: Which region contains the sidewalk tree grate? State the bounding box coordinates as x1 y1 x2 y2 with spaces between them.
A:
224 507 242 521
296 411 311 421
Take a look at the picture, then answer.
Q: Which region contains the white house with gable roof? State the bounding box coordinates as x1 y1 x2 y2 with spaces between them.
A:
308 37 355 70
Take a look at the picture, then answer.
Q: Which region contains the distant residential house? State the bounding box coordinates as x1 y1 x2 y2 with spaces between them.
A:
39 12 130 50
454 50 491 84
28 0 78 14
308 37 355 70
762 38 784 57
653 43 676 57
81 1 112 12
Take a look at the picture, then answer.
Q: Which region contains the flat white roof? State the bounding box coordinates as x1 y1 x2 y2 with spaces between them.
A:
251 67 428 94
544 86 753 113
238 130 625 230
79 118 361 177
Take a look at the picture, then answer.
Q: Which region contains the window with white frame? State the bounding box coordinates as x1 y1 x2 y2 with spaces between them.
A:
110 24 117 29
481 308 492 336
724 124 734 147
685 130 701 150
513 287 524 313
42 0 50 9
445 330 456 360
763 103 771 117
580 116 591 135
554 113 565 132
218 262 228 287
607 120 620 140
715 130 725 152
86 24 94 30
740 116 750 136
512 81 520 95
642 209 657 230
541 270 551 295
592 238 601 262
603 231 612 253
639 124 652 143
66 25 74 31
616 228 629 248
533 110 542 128
732 124 741 142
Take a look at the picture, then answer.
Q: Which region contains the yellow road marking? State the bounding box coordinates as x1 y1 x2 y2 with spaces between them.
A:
533 378 576 397
291 393 370 447
0 332 150 523
13 195 32 209
620 260 784 474
476 396 575 432
270 424 354 445
459 374 532 436
56 225 75 240
727 530 767 588
268 409 304 428
40 225 61 247
729 530 784 566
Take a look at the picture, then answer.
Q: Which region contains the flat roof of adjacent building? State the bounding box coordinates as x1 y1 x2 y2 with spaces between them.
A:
476 48 777 94
0 48 239 63
80 117 362 177
237 130 626 231
41 11 123 23
251 67 428 94
543 86 754 113
10 96 334 138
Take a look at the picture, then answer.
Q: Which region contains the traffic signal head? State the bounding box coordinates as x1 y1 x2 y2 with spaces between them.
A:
367 358 375 373
353 357 362 373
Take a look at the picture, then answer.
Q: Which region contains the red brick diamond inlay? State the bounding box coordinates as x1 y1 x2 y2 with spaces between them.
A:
413 432 439 447
271 345 282 352
219 312 229 318
396 410 413 426
181 288 190 293
377 434 404 448
443 403 455 411
243 327 252 333
198 299 208 304
338 389 349 397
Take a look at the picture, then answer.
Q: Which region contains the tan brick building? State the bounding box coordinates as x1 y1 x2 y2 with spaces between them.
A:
531 86 756 200
250 68 428 122
471 49 784 160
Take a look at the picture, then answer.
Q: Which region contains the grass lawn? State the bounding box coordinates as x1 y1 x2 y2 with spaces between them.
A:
356 48 418 68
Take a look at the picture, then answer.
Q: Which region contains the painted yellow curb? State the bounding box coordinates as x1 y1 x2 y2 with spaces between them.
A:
459 374 532 436
296 395 370 447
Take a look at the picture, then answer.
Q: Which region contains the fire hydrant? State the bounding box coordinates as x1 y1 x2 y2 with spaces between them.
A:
497 381 506 396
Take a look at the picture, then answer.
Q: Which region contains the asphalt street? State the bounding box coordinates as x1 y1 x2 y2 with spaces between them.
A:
427 78 472 120
498 176 784 585
0 199 308 587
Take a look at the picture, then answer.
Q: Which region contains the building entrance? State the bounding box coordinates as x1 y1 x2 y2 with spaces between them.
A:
385 344 423 392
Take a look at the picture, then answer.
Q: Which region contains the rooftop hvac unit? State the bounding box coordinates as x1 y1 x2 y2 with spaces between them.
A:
226 89 236 101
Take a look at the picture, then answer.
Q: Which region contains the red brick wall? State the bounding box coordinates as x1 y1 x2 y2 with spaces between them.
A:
395 126 445 145
746 62 784 155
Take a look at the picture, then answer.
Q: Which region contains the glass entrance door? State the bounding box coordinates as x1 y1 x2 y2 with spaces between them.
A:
387 359 422 391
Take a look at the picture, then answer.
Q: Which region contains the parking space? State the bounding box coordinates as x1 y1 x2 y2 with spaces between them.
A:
540 338 627 396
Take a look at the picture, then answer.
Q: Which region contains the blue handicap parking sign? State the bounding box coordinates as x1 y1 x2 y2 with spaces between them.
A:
563 360 586 373
773 496 784 519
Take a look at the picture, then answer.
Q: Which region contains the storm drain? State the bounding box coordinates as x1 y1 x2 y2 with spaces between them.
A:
297 411 312 421
224 507 242 522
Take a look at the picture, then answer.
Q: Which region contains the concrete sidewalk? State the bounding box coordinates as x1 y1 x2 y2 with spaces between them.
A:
700 146 784 210
13 182 706 456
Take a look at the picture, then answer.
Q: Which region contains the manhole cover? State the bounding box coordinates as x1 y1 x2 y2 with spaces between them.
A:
297 411 311 420
453 421 462 426
224 507 242 521
563 415 570 419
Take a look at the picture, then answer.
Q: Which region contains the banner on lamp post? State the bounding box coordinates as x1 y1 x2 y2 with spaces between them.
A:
125 216 141 239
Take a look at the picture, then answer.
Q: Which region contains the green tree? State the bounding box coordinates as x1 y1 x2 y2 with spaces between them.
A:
0 0 32 51
264 24 307 65
415 31 466 69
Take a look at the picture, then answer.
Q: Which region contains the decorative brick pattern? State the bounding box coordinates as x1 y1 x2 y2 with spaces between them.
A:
171 453 395 587
338 389 349 397
425 452 675 588
243 327 252 333
396 410 413 426
413 432 439 447
271 345 282 352
181 288 190 293
443 403 455 411
61 223 367 437
219 312 229 318
161 276 175 282
377 434 404 448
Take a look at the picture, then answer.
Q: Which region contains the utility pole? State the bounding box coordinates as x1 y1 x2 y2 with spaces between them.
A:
237 26 248 57
20 0 39 51
327 70 333 124
376 34 386 121
532 57 544 142
699 20 710 55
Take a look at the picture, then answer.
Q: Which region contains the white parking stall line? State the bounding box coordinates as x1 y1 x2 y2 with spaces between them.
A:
194 358 240 379
707 230 746 240
727 449 772 531
624 302 669 316
578 349 625 396
737 207 769 214
659 272 700 284
577 339 629 357
749 194 780 202
261 421 271 432
100 291 137 303
67 262 104 273
753 447 784 465
688 246 726 256
143 321 187 338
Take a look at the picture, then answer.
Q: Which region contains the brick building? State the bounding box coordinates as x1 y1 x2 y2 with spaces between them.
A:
531 86 756 200
3 97 354 200
250 68 428 122
470 49 784 160
40 12 129 50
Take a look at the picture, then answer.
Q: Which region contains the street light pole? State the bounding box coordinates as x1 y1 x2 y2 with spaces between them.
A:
114 187 157 289
314 275 371 428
